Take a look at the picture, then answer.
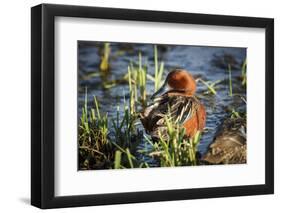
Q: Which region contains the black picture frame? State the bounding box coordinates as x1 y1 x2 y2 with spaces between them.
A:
31 3 274 209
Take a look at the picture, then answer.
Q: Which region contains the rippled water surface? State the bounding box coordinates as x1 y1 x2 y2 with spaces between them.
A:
78 41 246 165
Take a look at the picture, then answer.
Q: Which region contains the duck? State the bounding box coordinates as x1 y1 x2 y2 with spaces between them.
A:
140 69 206 140
201 116 246 164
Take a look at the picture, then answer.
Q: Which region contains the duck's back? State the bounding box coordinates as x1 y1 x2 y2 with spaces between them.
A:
202 117 246 164
140 94 205 140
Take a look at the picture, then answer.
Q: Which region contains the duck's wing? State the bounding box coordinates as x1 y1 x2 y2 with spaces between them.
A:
155 95 198 126
141 95 200 140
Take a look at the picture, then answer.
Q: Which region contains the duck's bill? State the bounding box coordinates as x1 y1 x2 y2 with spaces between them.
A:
150 81 169 99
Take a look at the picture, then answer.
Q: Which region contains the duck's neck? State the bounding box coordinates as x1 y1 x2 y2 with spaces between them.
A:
166 89 195 97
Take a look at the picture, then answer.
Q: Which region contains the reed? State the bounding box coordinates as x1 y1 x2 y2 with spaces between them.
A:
144 115 201 167
197 78 220 95
79 88 148 169
114 150 122 169
228 64 233 97
112 143 140 169
111 101 138 148
231 109 241 119
137 53 147 107
127 52 148 110
241 59 247 86
128 66 136 114
100 42 110 72
100 46 163 108
230 108 246 119
78 89 112 169
154 45 165 91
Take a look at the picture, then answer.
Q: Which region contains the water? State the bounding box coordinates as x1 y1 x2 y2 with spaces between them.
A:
78 41 246 164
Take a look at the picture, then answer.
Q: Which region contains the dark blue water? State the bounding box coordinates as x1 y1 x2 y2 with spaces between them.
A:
78 41 246 164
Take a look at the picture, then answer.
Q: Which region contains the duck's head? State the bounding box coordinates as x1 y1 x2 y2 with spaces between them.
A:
151 69 196 99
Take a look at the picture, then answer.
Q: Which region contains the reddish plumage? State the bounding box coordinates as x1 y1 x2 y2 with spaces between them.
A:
167 70 197 95
183 103 206 137
140 69 206 139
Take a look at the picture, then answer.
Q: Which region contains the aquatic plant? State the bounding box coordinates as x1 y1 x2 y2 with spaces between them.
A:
99 42 110 72
128 66 137 114
110 101 151 169
114 148 150 169
230 107 246 119
114 150 122 169
231 108 241 119
228 64 233 96
144 115 201 167
111 103 138 149
153 45 165 91
102 51 148 106
197 78 220 95
127 52 148 109
127 46 164 107
112 145 139 169
136 53 147 107
241 59 247 86
79 90 112 169
101 45 164 108
79 88 148 169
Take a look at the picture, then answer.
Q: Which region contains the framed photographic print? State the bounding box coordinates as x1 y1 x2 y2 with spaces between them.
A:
31 3 274 209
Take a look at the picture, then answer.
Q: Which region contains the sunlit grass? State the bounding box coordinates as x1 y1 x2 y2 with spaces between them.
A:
144 115 201 167
79 89 111 169
127 52 148 109
99 42 110 72
231 108 241 119
153 45 165 91
128 66 136 114
228 64 233 97
99 45 164 102
110 101 150 169
137 53 147 107
79 91 145 169
197 78 220 95
230 107 246 119
241 59 247 86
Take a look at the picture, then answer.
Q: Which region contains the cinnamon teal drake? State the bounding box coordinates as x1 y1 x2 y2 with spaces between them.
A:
140 69 206 140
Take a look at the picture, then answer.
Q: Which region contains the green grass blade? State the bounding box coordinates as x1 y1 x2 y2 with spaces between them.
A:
228 64 233 97
126 148 134 168
114 151 122 169
93 96 101 119
154 45 158 91
198 78 217 95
